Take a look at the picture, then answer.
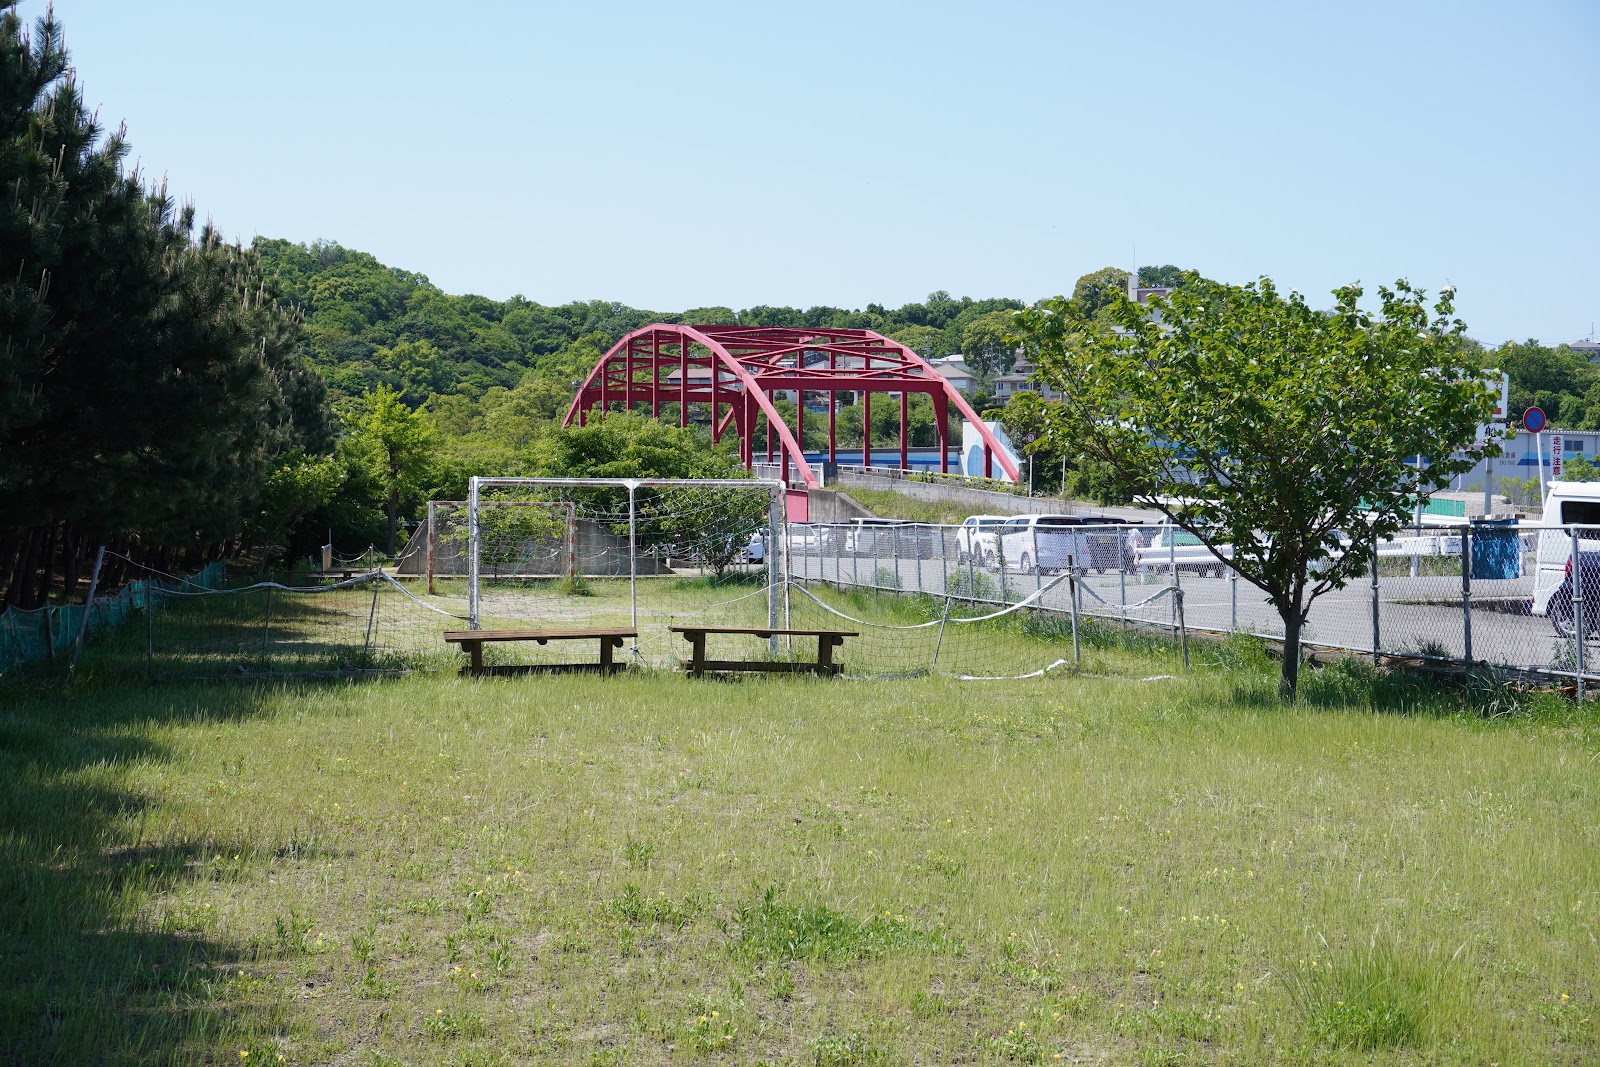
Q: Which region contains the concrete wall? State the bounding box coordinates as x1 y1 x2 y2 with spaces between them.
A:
805 489 876 523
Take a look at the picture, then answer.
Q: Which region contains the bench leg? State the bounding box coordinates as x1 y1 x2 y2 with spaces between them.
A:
467 642 484 676
688 633 706 677
600 636 617 671
819 633 844 675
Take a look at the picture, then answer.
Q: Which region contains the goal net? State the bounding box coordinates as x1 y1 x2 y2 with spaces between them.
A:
396 500 577 593
449 477 787 668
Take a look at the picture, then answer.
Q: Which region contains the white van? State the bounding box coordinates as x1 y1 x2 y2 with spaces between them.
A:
996 514 1126 574
1530 480 1600 634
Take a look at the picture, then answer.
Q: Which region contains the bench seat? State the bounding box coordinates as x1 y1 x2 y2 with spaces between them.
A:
444 627 636 676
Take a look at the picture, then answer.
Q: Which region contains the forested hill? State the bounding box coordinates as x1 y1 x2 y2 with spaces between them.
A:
251 237 1037 408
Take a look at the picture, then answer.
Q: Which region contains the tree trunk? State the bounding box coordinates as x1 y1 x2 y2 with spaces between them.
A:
62 525 81 602
386 485 399 557
16 528 44 609
1280 606 1303 701
29 524 62 610
0 531 19 608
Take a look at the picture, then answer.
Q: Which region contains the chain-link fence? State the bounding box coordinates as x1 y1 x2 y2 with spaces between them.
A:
26 519 1600 687
0 561 227 675
784 519 1600 687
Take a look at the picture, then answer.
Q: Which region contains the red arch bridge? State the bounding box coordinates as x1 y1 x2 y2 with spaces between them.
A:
561 324 1020 490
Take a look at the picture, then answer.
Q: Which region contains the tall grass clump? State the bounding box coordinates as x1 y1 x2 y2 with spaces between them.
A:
1284 936 1471 1051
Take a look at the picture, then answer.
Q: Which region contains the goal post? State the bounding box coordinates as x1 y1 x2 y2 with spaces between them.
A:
465 476 786 631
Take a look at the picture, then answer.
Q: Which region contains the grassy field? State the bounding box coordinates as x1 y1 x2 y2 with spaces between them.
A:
2 641 1597 1065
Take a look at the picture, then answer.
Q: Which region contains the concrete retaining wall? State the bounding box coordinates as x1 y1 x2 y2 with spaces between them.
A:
805 489 876 523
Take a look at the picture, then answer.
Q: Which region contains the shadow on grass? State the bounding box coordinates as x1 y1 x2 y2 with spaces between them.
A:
0 680 298 1064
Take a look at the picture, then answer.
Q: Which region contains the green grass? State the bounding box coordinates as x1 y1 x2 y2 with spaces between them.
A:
1 646 1596 1064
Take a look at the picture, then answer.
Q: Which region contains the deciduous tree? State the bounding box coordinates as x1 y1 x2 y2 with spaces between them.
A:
1015 273 1496 699
343 386 438 554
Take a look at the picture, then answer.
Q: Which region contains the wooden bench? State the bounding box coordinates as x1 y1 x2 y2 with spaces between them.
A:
443 627 636 676
669 625 859 678
309 568 371 581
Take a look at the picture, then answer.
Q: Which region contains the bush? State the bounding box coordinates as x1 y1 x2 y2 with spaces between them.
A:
946 570 999 601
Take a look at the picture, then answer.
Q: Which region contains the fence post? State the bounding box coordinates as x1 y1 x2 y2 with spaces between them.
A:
626 482 640 635
263 586 273 656
467 477 481 630
966 531 977 600
1118 527 1128 631
767 485 784 623
1572 525 1585 704
146 578 155 675
1032 526 1042 595
1168 523 1179 633
426 501 436 595
1461 523 1472 663
998 534 1009 605
70 544 107 670
1370 535 1380 666
940 525 949 597
1175 587 1190 670
567 503 578 581
1230 564 1238 634
362 576 380 658
1068 556 1081 668
931 596 952 672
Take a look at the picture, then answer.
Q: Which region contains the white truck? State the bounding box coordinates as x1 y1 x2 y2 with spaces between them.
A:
1530 480 1600 636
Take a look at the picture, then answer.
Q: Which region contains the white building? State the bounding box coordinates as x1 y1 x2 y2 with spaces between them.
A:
992 359 1060 401
928 355 978 394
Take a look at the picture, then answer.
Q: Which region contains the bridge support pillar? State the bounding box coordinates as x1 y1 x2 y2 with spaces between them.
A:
900 391 909 472
863 390 872 469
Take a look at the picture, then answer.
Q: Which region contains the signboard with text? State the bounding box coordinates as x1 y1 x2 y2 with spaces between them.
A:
1477 371 1511 444
1553 434 1563 478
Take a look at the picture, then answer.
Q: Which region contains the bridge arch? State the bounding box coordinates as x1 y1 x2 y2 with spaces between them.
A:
561 324 1020 489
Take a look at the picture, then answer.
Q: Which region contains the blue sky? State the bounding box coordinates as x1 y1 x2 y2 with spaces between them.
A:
35 0 1600 346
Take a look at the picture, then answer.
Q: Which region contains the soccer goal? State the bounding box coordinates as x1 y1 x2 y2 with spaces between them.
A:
464 477 787 637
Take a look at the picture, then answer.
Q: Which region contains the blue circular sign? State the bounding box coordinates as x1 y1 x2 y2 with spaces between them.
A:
1524 406 1546 433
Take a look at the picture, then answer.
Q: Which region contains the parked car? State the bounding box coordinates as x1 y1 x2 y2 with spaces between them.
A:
956 515 1010 565
842 518 907 554
996 514 1129 575
742 530 765 563
843 518 939 559
785 524 826 553
1135 527 1233 577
